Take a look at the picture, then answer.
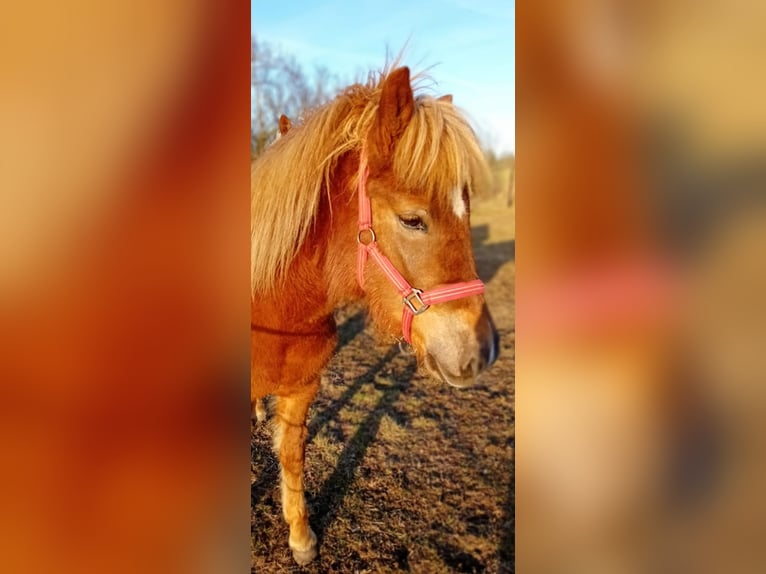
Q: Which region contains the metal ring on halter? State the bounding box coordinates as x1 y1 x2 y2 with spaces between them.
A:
356 227 376 245
403 289 429 315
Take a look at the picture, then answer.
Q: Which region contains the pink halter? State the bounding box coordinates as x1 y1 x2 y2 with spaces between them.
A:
355 152 485 344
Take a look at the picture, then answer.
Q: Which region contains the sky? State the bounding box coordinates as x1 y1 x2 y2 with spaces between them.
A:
251 0 515 155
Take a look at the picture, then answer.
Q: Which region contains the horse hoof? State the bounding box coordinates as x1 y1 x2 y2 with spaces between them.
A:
291 545 317 565
290 529 317 565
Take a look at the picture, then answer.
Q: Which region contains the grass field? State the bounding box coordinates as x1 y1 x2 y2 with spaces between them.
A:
252 188 514 573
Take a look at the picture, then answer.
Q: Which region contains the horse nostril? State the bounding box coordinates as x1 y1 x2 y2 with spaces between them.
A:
479 326 500 371
475 305 500 373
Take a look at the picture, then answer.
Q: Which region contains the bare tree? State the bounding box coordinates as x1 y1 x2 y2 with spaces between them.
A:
251 37 342 157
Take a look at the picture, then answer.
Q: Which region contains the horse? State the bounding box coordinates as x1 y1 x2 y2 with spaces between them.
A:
251 64 500 564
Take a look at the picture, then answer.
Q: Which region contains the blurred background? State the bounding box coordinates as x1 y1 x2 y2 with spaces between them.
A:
0 2 250 573
517 1 766 572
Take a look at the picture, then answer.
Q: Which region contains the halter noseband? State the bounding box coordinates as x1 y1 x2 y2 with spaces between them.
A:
355 151 485 344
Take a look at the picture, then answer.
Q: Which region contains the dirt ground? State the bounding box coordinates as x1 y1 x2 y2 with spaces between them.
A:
252 191 515 573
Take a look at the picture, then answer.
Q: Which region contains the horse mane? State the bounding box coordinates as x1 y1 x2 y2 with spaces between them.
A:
251 64 489 295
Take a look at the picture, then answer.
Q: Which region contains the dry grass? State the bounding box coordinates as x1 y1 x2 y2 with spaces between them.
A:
252 194 514 573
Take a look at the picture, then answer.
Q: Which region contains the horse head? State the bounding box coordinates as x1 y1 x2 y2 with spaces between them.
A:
360 67 499 387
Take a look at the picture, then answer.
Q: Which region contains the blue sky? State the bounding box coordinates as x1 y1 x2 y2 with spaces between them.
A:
252 0 515 155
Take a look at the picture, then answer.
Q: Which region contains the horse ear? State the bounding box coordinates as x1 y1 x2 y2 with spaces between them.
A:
437 94 453 104
368 66 414 167
278 114 292 135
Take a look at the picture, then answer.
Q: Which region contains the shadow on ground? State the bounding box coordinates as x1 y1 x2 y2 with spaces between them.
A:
473 224 515 284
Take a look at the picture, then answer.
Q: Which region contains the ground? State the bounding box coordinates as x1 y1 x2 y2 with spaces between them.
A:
252 187 515 573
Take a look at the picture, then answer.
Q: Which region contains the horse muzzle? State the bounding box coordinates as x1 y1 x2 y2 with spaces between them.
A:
421 304 500 388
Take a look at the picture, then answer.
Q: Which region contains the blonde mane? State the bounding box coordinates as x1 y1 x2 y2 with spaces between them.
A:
251 66 489 295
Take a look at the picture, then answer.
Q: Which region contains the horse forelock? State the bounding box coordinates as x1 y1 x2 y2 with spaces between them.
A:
392 96 490 206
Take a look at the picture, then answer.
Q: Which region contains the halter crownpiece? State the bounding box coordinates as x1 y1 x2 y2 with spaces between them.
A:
355 151 485 344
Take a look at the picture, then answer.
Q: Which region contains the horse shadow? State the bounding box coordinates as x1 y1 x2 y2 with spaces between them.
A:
335 308 367 351
251 428 280 551
471 224 515 284
498 461 514 571
309 356 417 545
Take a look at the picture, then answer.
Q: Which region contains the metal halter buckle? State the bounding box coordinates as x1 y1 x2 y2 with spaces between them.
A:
403 289 429 315
356 227 376 245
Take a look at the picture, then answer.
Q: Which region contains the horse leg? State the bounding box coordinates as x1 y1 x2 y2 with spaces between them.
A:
273 379 320 565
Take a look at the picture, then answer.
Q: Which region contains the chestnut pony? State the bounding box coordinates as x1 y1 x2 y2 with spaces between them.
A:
251 66 499 564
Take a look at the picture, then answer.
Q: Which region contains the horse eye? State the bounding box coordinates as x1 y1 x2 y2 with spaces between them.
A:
398 215 427 231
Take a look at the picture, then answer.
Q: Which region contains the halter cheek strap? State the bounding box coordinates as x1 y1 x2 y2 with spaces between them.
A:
355 152 485 344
